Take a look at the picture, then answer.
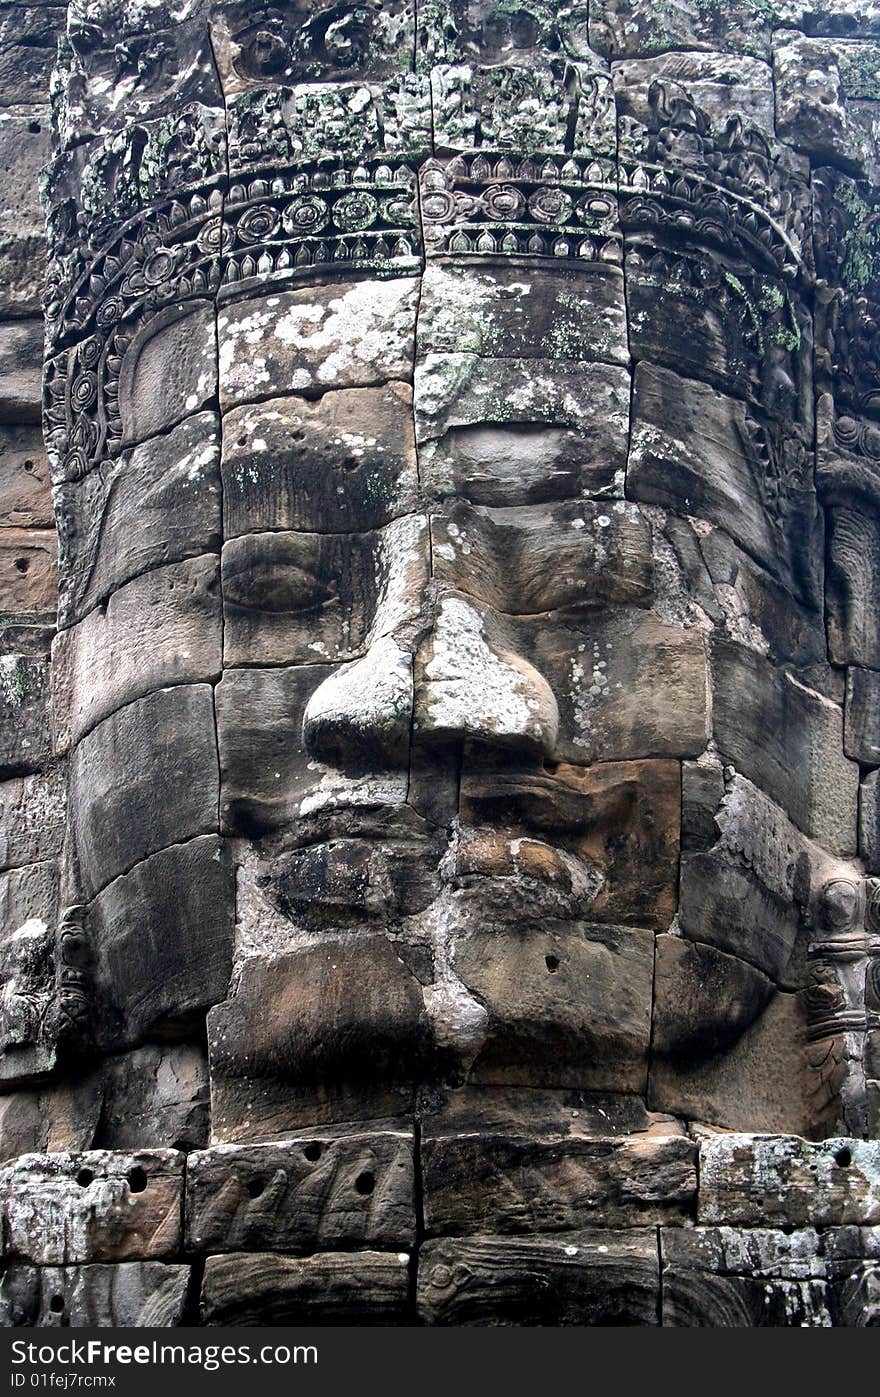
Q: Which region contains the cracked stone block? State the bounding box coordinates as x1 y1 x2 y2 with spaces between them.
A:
628 361 820 598
774 35 880 176
52 555 222 754
650 992 815 1136
119 304 218 449
87 835 234 1052
208 940 431 1140
200 1251 410 1325
415 354 630 502
97 1044 209 1153
217 278 420 408
0 108 51 317
418 1232 660 1325
0 1149 184 1264
417 263 628 364
0 1074 102 1162
69 684 220 900
0 653 49 775
0 1261 191 1327
0 427 52 529
711 637 859 856
845 665 880 762
421 1117 695 1235
221 386 420 538
55 413 221 629
0 529 56 616
0 768 65 873
187 1128 415 1254
698 1134 880 1228
0 320 41 423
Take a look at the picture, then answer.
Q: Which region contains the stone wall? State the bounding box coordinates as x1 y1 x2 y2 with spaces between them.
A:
1 0 880 1327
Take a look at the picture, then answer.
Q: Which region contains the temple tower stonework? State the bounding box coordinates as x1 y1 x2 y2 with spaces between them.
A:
0 0 879 1326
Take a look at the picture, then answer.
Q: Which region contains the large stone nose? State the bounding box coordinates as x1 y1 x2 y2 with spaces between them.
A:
414 594 559 757
303 589 559 770
301 632 414 770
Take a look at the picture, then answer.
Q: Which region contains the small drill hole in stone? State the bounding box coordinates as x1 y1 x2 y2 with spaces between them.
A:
23 459 34 473
545 954 560 973
28 121 41 134
76 1168 94 1187
303 1142 322 1162
127 1167 148 1193
354 1170 375 1196
835 1147 852 1168
246 1178 265 1199
14 558 29 573
49 1296 64 1313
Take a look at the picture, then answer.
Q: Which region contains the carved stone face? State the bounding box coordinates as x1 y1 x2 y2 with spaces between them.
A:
41 0 875 1146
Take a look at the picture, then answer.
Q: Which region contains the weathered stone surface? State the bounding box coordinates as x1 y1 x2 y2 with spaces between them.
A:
119 304 218 448
650 993 814 1136
69 685 220 900
208 940 431 1139
422 1122 695 1235
0 320 41 423
860 769 880 872
774 36 880 175
417 263 629 365
679 772 813 985
221 386 419 538
418 1232 660 1325
217 279 420 408
699 1134 880 1228
0 768 65 873
52 556 222 752
0 1261 191 1327
200 1251 410 1326
454 922 654 1093
415 354 630 503
0 108 51 317
0 1149 184 1264
0 528 56 615
652 935 776 1061
628 362 819 594
615 51 776 146
845 665 880 763
0 653 49 774
97 1045 209 1154
222 517 428 668
0 8 65 107
711 638 859 855
430 500 653 615
0 1074 101 1162
591 0 774 59
187 1129 415 1255
0 426 52 529
55 413 221 627
662 1228 835 1327
87 836 233 1051
459 757 680 932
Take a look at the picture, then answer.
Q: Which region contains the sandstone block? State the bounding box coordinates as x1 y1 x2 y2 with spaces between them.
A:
217 278 420 408
55 413 221 627
187 1129 415 1255
418 1232 659 1325
69 685 220 900
200 1251 409 1326
52 556 222 752
0 1261 191 1327
698 1134 880 1228
0 1149 184 1264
